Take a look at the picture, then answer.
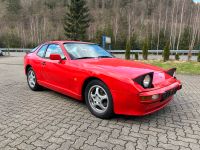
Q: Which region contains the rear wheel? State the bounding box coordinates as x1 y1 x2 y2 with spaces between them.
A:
27 67 42 91
85 80 113 119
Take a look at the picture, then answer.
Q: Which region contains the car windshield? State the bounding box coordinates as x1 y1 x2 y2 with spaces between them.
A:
64 43 113 60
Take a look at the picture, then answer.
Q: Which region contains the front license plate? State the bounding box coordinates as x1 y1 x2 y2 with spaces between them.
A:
161 88 177 102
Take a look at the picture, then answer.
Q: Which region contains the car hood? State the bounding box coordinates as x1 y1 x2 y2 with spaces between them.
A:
79 58 167 83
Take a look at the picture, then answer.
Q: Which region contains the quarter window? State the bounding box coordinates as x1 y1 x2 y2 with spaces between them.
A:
37 45 48 58
45 44 65 59
30 46 39 53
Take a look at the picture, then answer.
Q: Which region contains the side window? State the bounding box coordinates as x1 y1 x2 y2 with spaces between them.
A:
37 45 48 57
30 46 39 53
45 44 65 59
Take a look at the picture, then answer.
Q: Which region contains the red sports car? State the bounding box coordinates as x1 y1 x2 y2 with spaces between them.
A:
24 41 182 119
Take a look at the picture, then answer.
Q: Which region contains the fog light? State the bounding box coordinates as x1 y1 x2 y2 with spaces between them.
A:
141 96 152 101
152 94 159 100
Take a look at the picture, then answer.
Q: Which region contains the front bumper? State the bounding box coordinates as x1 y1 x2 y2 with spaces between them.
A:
138 82 182 116
112 81 182 116
139 82 182 103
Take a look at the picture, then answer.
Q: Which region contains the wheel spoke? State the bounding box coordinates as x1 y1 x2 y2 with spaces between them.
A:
98 102 106 110
92 102 98 108
90 92 96 99
99 94 108 100
95 87 100 96
32 71 35 78
31 81 35 86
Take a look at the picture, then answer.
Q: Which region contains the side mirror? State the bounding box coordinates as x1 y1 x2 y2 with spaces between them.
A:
50 54 62 61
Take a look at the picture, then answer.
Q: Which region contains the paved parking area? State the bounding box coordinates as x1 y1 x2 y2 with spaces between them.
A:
0 56 200 150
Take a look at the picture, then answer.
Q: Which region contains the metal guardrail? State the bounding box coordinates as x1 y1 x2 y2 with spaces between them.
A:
0 48 200 55
108 50 200 55
1 48 32 52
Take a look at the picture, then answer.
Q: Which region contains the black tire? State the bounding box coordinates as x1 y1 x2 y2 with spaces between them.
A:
27 67 42 91
85 79 113 119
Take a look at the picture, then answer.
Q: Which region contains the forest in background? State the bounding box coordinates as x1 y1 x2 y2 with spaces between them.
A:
0 0 200 50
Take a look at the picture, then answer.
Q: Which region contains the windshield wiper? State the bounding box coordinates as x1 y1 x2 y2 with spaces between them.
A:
98 56 113 58
75 57 96 60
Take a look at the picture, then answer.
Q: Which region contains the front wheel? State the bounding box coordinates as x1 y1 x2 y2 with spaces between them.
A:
85 80 113 119
27 67 42 91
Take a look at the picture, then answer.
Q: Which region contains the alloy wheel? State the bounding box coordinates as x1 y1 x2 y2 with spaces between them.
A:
28 70 36 88
88 85 109 114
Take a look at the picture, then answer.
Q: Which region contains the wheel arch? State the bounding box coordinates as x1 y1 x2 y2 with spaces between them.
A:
81 77 105 101
25 65 32 75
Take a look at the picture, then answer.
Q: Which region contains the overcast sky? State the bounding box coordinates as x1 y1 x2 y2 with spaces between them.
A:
193 0 200 3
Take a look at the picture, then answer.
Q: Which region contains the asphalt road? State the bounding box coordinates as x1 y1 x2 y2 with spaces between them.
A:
0 55 200 150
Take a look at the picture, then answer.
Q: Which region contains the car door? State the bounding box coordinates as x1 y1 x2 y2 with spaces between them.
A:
33 44 48 82
42 44 70 89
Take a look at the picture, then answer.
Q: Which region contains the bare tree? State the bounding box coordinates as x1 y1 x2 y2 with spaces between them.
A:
177 0 186 51
156 0 162 52
169 0 176 49
188 4 200 61
0 0 200 50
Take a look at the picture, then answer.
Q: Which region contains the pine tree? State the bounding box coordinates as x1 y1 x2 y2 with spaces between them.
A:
125 40 131 60
135 53 139 60
197 52 200 62
175 54 180 61
163 42 170 62
130 34 140 50
63 0 91 41
7 0 21 15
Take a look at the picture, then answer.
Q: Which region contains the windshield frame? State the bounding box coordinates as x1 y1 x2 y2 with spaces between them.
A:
63 43 114 60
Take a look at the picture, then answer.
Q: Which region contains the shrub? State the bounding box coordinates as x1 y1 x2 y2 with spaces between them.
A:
175 53 180 61
197 52 200 62
163 43 170 62
125 40 131 60
142 39 149 60
135 53 139 60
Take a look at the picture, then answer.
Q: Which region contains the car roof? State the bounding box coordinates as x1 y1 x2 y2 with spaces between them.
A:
44 40 95 45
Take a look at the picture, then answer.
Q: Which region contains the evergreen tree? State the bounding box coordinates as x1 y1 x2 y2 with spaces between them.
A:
163 42 170 62
64 0 91 40
150 29 168 50
175 53 180 61
158 30 168 50
197 52 200 62
0 32 21 48
130 34 140 50
125 40 131 60
45 0 56 10
142 38 149 60
179 27 190 50
7 0 21 15
134 53 139 60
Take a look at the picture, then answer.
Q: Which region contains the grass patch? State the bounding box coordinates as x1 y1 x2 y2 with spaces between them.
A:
140 60 200 75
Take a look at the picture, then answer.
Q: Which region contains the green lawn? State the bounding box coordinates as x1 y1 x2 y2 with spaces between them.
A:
140 60 200 75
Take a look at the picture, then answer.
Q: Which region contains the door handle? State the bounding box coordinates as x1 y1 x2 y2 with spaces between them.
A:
41 62 46 66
